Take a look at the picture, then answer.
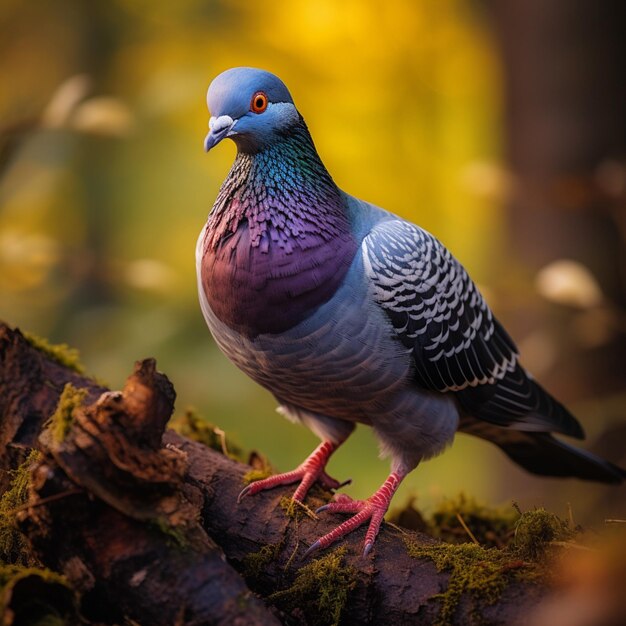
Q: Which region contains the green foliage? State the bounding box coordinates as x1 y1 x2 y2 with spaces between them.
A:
269 547 356 626
48 383 88 443
23 331 85 375
0 450 41 564
0 0 514 514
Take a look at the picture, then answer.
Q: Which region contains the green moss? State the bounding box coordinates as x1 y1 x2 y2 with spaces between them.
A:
400 499 580 624
405 539 536 626
429 494 520 548
279 496 319 521
170 408 242 460
0 563 75 624
0 450 41 563
279 496 299 520
389 496 430 534
242 451 275 485
269 547 356 626
242 542 283 579
243 468 273 484
0 563 68 590
149 517 188 549
48 384 88 443
512 508 574 560
23 331 85 374
390 493 520 549
391 493 522 548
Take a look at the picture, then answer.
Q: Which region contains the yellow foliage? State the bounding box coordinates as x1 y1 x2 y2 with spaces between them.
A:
0 1 511 510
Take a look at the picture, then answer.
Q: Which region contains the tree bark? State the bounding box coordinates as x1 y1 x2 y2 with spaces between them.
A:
0 322 544 625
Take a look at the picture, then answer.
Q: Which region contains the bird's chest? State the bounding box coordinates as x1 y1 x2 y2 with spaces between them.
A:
199 222 357 337
199 250 413 421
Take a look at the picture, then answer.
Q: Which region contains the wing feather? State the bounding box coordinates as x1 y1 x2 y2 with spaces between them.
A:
362 219 583 439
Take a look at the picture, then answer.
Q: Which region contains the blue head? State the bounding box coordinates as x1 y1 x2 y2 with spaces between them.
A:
204 67 300 153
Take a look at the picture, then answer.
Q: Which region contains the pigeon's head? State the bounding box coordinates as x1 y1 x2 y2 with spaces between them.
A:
204 67 299 153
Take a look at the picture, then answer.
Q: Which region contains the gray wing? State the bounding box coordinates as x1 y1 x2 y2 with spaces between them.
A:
362 219 583 439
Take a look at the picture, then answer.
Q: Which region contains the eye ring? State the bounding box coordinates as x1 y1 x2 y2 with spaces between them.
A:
250 91 268 113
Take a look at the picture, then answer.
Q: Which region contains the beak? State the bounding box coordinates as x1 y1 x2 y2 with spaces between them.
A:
204 115 236 152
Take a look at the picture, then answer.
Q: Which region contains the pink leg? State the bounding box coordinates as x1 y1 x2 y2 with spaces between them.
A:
305 469 406 557
237 440 350 503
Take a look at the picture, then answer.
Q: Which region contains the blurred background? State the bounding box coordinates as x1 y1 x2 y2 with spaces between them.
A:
1 0 624 524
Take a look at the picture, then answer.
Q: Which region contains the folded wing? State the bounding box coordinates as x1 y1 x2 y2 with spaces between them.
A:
362 219 583 439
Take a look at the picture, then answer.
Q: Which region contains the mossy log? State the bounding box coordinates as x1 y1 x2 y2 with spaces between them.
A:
0 322 546 625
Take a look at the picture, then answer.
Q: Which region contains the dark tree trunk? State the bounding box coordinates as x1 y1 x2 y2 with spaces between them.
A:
492 0 626 399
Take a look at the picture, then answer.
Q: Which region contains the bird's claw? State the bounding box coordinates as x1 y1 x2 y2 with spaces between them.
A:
236 442 349 504
237 484 252 504
237 467 347 505
306 498 381 558
315 492 354 515
335 478 352 490
305 472 404 558
302 540 322 560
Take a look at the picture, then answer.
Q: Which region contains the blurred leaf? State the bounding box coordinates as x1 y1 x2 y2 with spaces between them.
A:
535 260 603 309
41 74 92 129
124 258 178 292
527 533 626 626
459 161 511 200
0 229 59 291
71 97 134 136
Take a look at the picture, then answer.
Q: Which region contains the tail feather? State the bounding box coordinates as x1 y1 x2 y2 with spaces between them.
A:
457 364 585 440
459 417 625 485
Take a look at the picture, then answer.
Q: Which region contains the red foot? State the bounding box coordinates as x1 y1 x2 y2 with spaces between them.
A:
237 441 349 503
306 471 405 557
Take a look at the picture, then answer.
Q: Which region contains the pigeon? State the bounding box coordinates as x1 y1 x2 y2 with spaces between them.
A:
197 67 625 556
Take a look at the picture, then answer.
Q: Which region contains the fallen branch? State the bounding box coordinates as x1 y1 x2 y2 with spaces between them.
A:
0 323 546 625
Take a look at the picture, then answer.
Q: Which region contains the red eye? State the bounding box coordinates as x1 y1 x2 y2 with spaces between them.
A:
250 91 268 113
